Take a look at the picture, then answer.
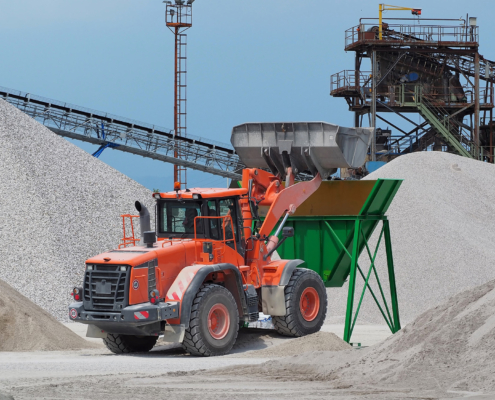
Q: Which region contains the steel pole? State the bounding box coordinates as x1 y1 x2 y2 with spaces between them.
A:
354 52 360 127
343 219 361 343
371 50 377 161
384 219 401 332
173 26 179 184
474 52 480 158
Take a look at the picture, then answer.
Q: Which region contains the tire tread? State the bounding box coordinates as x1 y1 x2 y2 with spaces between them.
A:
182 284 239 357
273 268 327 337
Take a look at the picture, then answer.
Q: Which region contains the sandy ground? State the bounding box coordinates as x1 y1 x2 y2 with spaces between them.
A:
1 324 492 399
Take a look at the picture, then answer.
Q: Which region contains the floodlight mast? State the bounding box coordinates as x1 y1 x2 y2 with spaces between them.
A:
165 0 193 189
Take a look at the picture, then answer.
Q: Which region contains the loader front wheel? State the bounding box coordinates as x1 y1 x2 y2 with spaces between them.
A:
103 334 157 354
182 284 239 356
273 268 327 337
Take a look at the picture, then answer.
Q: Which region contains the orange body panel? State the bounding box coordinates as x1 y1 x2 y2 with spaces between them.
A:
261 260 292 286
157 187 247 200
129 267 149 304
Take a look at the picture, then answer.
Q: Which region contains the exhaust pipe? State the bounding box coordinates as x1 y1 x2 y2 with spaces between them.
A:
135 201 151 241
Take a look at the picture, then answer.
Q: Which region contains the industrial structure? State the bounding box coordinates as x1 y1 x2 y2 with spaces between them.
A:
165 0 194 189
0 86 243 180
330 12 495 164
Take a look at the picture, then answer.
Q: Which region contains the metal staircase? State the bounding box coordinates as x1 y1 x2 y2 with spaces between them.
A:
417 95 474 158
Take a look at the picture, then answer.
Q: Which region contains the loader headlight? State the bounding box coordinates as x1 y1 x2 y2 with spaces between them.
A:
120 266 127 272
86 265 93 271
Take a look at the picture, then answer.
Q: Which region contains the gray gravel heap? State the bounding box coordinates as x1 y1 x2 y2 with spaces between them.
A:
0 99 154 321
325 151 495 326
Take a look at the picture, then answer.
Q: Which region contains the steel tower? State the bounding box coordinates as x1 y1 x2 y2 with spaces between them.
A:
165 0 193 189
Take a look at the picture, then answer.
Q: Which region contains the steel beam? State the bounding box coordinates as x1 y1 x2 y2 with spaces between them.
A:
50 128 242 180
0 86 245 180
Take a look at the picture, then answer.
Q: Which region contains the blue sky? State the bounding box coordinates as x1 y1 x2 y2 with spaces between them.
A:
1 0 493 190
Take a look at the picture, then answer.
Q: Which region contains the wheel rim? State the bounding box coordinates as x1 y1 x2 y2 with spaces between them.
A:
299 287 320 322
207 303 230 340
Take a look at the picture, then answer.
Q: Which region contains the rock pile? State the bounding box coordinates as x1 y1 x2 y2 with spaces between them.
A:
326 152 495 325
0 99 154 321
0 278 96 351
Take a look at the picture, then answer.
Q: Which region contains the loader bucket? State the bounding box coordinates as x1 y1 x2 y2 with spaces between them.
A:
264 178 402 287
231 122 373 178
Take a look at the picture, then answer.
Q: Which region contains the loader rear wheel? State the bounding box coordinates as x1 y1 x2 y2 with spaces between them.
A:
273 268 327 337
182 284 239 356
103 333 158 354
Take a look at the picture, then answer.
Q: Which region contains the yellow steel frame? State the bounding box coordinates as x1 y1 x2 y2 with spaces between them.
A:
379 4 420 40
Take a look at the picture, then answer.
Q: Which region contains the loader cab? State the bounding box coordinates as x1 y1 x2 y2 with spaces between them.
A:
155 191 245 256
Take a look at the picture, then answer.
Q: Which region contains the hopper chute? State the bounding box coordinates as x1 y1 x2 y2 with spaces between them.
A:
231 122 373 179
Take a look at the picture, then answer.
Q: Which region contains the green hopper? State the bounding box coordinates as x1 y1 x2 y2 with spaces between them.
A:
269 178 403 343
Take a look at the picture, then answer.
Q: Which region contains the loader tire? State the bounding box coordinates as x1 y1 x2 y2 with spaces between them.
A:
103 333 157 354
182 283 239 356
273 268 327 337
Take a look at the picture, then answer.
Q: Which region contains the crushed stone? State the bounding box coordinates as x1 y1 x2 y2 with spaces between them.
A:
0 99 154 321
235 331 351 358
235 278 495 393
0 278 97 351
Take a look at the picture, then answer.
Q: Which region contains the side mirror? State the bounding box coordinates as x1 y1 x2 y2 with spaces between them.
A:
282 227 294 238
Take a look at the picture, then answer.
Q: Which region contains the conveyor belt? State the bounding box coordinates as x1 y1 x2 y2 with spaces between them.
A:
0 86 244 180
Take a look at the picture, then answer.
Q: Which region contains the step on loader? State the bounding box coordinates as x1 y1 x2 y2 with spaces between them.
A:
69 122 372 356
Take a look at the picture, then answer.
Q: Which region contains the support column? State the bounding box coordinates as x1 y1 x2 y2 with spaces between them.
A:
383 219 401 332
371 50 377 161
491 81 494 163
354 52 361 128
344 219 361 342
474 52 480 158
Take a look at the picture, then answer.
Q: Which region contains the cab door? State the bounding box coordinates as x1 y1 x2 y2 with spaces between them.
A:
206 197 244 255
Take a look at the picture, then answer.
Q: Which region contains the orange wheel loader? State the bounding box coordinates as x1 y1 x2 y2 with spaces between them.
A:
68 122 372 356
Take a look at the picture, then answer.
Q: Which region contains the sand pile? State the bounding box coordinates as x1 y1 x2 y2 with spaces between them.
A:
325 152 495 325
237 331 351 358
0 99 154 321
233 278 495 393
0 278 96 351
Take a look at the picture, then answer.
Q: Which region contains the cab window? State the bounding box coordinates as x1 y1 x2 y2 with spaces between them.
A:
207 200 219 240
219 199 238 241
159 201 204 236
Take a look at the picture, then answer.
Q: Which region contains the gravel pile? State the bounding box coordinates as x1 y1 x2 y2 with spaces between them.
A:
240 278 495 394
0 278 97 351
0 99 154 321
325 152 495 325
236 331 351 358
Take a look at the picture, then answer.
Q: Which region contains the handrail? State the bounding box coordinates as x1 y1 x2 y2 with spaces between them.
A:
345 23 479 49
118 214 140 248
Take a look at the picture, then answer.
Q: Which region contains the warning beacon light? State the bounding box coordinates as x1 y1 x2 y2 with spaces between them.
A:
411 9 421 15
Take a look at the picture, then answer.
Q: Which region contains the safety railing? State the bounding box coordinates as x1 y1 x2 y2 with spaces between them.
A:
359 84 493 108
330 70 372 94
345 23 478 49
119 214 140 248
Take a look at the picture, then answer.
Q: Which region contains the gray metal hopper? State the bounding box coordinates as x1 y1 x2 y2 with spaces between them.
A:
231 122 373 179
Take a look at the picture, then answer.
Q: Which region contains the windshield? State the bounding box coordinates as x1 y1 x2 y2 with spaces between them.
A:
158 201 204 236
